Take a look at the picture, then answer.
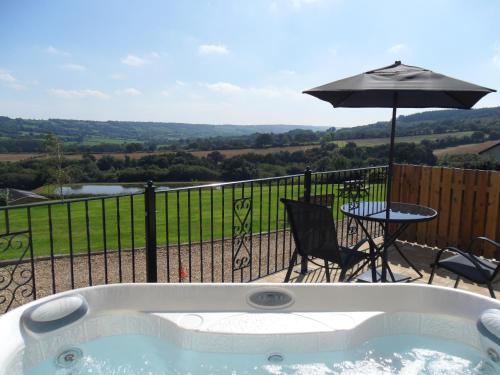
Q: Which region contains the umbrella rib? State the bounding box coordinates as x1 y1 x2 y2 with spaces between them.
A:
335 91 355 107
443 91 472 109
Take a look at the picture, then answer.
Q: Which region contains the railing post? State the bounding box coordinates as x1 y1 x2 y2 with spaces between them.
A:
300 167 312 274
144 180 157 282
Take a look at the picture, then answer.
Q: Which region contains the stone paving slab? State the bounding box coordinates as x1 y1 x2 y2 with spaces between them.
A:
255 242 500 299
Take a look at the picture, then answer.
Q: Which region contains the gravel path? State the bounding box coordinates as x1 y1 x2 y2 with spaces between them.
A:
1 230 297 312
1 220 375 313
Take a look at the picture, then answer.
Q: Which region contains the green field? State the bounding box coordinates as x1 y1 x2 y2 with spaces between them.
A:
81 137 142 146
331 131 474 147
0 182 385 260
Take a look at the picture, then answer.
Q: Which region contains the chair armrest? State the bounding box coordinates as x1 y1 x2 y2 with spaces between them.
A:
438 246 493 281
470 236 500 251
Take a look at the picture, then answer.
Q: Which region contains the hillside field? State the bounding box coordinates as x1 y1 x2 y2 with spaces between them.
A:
433 140 499 156
0 130 475 161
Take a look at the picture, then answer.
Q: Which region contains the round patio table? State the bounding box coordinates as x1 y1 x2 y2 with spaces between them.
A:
341 201 437 282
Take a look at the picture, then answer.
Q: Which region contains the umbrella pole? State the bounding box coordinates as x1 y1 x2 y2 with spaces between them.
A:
382 93 398 282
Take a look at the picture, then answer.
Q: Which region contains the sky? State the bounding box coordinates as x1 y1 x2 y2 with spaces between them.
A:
0 0 499 127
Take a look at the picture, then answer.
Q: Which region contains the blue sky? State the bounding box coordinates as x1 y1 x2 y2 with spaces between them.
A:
0 0 499 127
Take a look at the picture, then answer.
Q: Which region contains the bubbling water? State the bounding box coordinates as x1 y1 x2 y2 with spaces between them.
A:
24 334 497 375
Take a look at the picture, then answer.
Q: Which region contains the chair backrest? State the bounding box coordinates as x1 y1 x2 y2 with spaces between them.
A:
281 198 341 263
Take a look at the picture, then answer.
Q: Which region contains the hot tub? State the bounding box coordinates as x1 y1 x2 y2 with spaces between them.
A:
1 283 500 374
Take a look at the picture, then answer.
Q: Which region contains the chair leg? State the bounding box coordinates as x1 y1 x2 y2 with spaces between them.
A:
284 250 298 283
454 276 460 288
339 268 347 282
428 263 437 285
488 283 496 299
324 260 331 282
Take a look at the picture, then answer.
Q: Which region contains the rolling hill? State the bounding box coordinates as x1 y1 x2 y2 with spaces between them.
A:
334 106 500 140
0 116 328 144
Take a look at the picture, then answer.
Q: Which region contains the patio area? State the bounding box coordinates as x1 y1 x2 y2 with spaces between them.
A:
256 241 500 299
1 164 499 314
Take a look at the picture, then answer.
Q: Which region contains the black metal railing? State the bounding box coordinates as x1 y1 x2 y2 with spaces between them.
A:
0 165 387 312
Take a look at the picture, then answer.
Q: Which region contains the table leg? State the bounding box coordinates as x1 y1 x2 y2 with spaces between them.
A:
353 218 379 282
393 241 423 278
356 221 412 283
379 223 422 279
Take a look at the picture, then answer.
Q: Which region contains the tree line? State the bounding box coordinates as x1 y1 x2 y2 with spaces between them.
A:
0 140 439 191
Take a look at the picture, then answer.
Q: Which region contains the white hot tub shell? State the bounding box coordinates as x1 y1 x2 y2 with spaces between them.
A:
1 283 500 374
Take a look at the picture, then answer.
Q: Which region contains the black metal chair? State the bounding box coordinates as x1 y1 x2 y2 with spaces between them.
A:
428 236 500 298
281 198 371 283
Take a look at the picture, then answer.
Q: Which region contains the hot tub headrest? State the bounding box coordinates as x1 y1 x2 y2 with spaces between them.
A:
478 309 500 346
21 294 88 334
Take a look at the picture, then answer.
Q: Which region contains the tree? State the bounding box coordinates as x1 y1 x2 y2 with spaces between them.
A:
470 131 486 142
254 133 274 148
207 151 225 164
44 134 69 199
97 155 117 171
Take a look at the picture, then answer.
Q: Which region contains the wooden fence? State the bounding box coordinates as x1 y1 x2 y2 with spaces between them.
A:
391 164 500 258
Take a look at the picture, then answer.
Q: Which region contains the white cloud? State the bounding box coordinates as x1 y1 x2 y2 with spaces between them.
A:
116 88 142 96
109 73 125 80
290 0 322 9
0 68 26 90
46 45 70 56
60 63 86 72
49 89 109 100
248 87 282 98
0 69 16 83
269 0 326 13
150 51 160 58
201 81 302 99
205 82 243 94
8 83 26 91
494 55 500 67
388 43 407 54
493 46 500 68
121 54 148 66
198 44 229 55
160 81 189 96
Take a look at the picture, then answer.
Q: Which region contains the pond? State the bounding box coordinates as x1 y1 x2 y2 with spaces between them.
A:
57 184 146 196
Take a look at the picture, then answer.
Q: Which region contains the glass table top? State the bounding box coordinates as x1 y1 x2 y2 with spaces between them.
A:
340 201 437 223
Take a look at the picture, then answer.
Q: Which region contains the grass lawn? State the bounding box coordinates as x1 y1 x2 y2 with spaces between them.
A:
0 182 385 260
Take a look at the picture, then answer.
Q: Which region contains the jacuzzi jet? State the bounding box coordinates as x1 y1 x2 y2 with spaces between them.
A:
267 353 284 363
487 348 499 362
55 348 83 368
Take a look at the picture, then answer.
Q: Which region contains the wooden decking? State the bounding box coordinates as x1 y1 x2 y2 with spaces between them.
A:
254 242 500 299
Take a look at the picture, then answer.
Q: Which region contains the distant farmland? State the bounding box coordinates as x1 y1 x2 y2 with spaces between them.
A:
330 131 473 147
433 140 499 156
0 130 475 162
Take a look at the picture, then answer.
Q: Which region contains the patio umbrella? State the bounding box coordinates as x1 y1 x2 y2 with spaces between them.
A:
303 60 495 281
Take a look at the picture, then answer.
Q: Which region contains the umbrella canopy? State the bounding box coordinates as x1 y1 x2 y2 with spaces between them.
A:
303 61 495 282
303 61 495 109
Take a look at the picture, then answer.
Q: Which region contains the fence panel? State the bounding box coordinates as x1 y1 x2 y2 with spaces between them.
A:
392 164 500 258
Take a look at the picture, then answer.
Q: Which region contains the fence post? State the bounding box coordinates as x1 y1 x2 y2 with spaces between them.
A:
300 167 312 274
144 180 157 282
